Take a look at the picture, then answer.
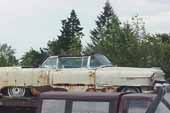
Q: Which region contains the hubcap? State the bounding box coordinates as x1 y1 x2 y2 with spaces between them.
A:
8 87 26 97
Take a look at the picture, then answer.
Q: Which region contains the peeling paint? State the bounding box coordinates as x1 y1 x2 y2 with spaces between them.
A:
0 66 165 92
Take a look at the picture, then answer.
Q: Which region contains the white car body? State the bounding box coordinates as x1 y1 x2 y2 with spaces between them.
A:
0 54 165 96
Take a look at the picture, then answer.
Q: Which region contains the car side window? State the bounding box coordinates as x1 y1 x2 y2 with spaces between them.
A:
164 92 170 103
41 99 66 113
127 100 151 113
72 101 110 113
81 57 88 68
155 102 170 113
90 56 101 68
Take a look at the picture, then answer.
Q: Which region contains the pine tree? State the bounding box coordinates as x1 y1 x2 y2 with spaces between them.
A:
48 10 83 56
0 43 18 66
21 48 49 67
89 1 117 48
86 1 121 64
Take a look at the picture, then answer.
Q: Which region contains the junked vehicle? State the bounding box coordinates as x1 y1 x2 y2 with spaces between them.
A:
0 97 38 113
38 92 156 113
0 86 169 113
146 85 170 113
0 54 165 97
37 86 170 113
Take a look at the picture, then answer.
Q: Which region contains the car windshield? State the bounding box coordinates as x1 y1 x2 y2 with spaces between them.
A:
58 57 88 68
41 54 112 69
41 57 58 69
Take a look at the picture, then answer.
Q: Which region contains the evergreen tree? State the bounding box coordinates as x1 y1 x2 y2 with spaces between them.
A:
86 1 122 64
160 43 170 79
21 48 48 67
119 22 140 66
156 33 170 43
89 1 118 49
48 10 83 56
131 15 146 39
0 43 18 66
155 33 170 79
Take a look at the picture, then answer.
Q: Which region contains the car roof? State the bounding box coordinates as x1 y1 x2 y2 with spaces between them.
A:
122 93 156 100
40 92 157 101
48 53 104 58
40 91 123 100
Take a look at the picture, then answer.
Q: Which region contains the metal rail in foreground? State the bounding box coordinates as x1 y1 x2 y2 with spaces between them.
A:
146 86 170 113
0 96 38 107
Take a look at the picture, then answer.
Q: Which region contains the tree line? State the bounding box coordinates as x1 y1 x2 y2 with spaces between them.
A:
1 1 170 79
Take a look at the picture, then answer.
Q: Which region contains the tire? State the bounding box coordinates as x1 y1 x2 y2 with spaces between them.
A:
120 87 141 93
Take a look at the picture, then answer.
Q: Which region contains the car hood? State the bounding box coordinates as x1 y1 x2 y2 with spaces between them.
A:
0 66 52 87
95 67 165 87
0 66 50 74
0 66 47 70
0 66 21 69
96 66 165 78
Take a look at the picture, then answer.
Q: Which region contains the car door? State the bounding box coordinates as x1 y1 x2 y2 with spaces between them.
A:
51 57 96 91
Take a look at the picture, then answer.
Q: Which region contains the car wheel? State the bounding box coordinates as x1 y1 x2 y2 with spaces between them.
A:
7 87 26 97
120 87 141 93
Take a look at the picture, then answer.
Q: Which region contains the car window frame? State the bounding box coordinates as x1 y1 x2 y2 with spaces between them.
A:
146 86 170 113
36 93 120 113
40 56 58 69
161 97 170 111
37 99 116 113
40 99 66 113
119 95 155 113
70 99 114 113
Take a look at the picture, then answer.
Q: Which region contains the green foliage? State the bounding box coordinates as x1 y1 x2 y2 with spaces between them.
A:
156 33 170 43
48 10 84 56
131 15 146 39
0 43 17 67
85 1 170 79
86 2 144 67
117 22 140 66
157 34 170 78
21 48 48 67
1 2 169 79
88 1 119 49
134 33 170 78
86 1 122 63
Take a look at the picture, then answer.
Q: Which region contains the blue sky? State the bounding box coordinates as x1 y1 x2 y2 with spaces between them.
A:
0 0 170 58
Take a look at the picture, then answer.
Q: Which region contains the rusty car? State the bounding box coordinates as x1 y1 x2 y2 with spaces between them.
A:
0 54 165 97
36 85 170 113
0 84 169 113
37 91 156 113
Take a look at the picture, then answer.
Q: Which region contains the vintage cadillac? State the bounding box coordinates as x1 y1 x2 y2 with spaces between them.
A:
0 54 165 97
